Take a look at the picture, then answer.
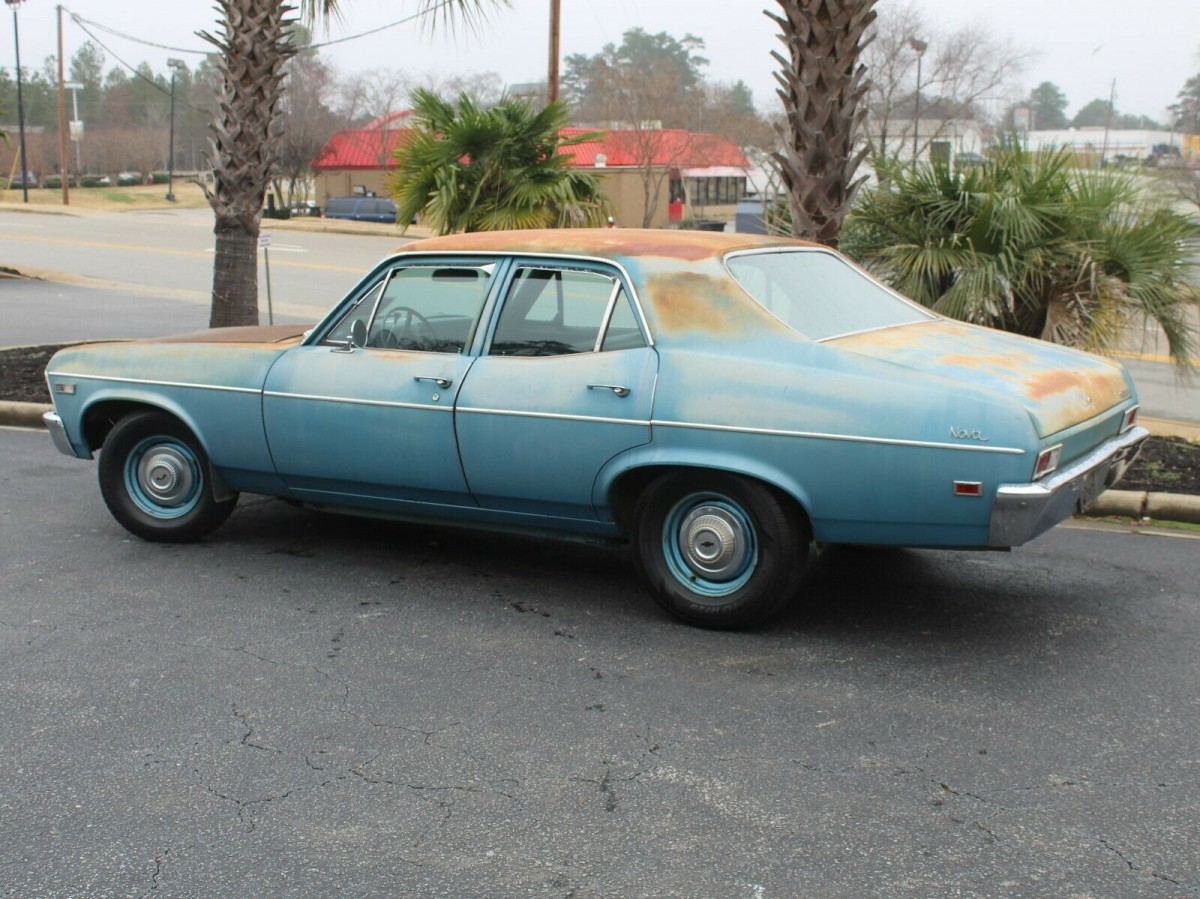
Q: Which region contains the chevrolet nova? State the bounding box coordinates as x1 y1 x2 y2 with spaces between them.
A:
44 230 1148 627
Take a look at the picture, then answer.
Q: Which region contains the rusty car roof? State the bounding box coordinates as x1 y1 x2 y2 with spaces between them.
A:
392 228 818 262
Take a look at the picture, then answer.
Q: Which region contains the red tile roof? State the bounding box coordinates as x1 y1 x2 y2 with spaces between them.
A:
312 128 416 171
559 128 748 169
313 124 748 172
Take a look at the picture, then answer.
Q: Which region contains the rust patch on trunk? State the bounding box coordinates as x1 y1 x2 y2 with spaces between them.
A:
1024 366 1125 407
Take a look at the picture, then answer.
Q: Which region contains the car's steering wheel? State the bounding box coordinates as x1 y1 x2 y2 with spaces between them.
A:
377 306 435 347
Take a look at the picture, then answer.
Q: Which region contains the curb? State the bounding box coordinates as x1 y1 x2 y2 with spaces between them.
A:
3 396 1198 525
1085 489 1200 525
0 400 52 428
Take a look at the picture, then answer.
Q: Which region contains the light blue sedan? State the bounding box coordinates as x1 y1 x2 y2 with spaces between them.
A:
44 230 1148 627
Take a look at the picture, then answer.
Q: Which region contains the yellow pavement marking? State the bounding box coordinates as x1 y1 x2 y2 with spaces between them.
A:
1114 350 1199 365
0 232 361 273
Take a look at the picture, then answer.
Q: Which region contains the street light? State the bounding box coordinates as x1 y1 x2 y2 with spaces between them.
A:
6 0 29 203
908 36 927 165
165 58 186 202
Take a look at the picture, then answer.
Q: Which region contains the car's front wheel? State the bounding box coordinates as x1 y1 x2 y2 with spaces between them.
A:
632 472 808 628
98 411 238 542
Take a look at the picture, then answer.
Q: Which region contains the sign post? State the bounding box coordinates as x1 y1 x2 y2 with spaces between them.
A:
258 233 274 325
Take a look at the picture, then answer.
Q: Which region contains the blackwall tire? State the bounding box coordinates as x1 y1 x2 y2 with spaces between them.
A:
97 411 238 543
632 471 808 629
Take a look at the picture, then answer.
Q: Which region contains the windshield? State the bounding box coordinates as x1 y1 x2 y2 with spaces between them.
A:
726 249 933 341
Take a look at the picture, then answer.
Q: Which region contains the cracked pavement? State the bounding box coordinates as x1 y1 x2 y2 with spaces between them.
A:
1 427 1198 897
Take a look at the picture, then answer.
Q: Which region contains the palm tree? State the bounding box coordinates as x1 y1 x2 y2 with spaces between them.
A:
391 89 609 234
841 148 1200 365
767 0 878 249
200 0 505 328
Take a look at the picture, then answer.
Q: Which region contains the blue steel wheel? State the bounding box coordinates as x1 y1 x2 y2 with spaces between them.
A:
633 472 808 629
98 411 238 543
124 436 203 519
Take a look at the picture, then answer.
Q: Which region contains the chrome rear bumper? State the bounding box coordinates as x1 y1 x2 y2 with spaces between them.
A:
988 426 1149 548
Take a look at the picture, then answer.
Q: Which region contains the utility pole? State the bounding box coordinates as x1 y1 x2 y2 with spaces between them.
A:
547 0 560 104
56 4 69 205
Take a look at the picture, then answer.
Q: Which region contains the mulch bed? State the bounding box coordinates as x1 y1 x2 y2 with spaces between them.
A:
4 343 1197 495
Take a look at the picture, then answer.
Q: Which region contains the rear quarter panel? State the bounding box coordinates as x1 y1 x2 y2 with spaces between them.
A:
601 338 1036 547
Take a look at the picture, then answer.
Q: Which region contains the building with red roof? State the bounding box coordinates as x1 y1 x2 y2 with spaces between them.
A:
312 115 750 229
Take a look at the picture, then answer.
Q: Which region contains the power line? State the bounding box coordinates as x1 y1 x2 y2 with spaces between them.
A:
66 13 211 115
62 0 462 59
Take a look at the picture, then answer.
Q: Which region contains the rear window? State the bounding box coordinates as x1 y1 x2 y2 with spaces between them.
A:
726 249 932 341
325 199 355 215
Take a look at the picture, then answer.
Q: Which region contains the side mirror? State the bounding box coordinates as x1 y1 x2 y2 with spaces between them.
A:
350 319 367 348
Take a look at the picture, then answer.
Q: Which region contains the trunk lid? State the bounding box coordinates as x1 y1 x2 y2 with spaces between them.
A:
828 319 1133 437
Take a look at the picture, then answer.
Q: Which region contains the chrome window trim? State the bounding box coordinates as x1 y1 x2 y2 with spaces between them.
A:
389 250 654 349
44 371 261 395
817 318 934 344
651 418 1025 455
314 259 503 351
263 390 453 412
722 246 937 342
593 279 624 353
456 406 650 427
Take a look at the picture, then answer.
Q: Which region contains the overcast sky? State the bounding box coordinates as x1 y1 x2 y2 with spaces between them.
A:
5 0 1196 123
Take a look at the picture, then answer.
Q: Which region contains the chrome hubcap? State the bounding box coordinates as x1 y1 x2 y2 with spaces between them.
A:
137 446 195 507
678 505 749 581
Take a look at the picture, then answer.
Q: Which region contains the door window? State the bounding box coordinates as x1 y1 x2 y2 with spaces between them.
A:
489 267 645 356
324 264 494 353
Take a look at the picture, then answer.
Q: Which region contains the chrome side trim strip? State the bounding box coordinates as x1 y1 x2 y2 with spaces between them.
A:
651 418 1025 455
264 390 454 412
456 406 649 427
45 371 262 395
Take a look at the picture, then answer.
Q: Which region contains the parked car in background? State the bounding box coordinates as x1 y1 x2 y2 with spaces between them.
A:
322 196 399 223
4 170 39 189
43 230 1147 629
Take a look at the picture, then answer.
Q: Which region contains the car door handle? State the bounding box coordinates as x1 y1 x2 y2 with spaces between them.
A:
587 383 630 398
414 376 453 389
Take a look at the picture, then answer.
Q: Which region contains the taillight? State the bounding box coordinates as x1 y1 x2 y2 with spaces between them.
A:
1120 404 1139 434
1034 444 1063 480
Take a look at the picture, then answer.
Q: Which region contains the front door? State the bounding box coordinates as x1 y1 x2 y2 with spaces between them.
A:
262 260 496 508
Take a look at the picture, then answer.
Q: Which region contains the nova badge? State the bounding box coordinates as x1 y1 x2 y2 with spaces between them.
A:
950 426 990 443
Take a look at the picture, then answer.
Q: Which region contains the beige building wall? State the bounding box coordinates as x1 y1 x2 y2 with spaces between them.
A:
315 165 673 228
593 167 670 229
316 170 393 206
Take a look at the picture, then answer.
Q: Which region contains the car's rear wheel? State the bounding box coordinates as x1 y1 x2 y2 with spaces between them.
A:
98 411 238 542
632 472 808 628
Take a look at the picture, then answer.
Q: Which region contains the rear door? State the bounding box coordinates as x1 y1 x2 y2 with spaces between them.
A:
455 261 657 520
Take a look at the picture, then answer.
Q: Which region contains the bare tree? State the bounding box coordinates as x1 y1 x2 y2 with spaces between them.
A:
862 1 1032 161
412 70 504 107
275 41 340 204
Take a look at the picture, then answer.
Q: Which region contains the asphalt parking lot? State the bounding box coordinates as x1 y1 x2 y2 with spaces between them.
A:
2 426 1198 897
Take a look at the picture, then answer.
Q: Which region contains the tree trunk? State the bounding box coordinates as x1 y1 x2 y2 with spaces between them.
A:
199 0 295 328
768 0 878 248
210 217 261 328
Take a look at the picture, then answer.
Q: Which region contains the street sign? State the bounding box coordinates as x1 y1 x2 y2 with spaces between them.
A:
258 234 272 248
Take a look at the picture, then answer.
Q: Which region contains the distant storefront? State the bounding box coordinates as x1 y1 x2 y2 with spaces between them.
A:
312 115 750 228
